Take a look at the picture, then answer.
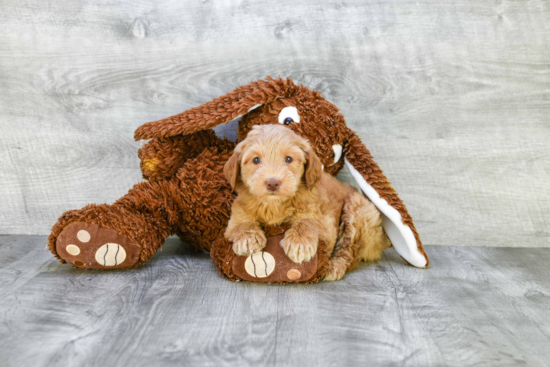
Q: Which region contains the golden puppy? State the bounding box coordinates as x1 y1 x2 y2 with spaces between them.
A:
224 124 390 281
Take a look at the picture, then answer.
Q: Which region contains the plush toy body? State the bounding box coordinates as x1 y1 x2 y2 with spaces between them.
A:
48 77 429 282
52 135 235 268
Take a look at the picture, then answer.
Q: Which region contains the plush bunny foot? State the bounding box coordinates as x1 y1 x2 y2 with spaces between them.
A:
55 222 141 269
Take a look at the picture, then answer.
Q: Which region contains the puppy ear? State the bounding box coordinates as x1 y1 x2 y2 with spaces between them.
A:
224 140 247 190
223 150 240 191
304 149 323 188
135 77 297 141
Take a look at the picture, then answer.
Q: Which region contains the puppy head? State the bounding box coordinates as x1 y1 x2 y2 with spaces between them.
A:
237 92 349 176
224 125 322 203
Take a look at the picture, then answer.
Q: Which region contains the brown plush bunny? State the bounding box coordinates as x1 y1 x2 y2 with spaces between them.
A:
48 77 428 282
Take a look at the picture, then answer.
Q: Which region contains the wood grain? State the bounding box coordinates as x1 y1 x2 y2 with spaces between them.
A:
0 0 549 250
1 235 550 366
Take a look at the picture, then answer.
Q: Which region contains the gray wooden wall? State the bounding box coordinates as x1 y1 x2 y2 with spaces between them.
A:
1 0 549 248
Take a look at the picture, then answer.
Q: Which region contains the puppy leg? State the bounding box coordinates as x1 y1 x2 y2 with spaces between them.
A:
282 219 319 263
352 193 391 264
324 223 358 281
225 203 267 256
226 222 267 256
324 257 350 282
324 192 390 281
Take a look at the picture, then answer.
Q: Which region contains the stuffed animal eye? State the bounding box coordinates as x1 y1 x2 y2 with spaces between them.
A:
285 156 293 163
253 157 261 164
278 106 300 125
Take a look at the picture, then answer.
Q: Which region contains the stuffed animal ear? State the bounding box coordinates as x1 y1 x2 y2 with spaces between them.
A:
134 77 297 141
343 128 429 268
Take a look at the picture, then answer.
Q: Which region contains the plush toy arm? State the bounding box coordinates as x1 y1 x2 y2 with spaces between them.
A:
344 131 429 268
138 130 234 182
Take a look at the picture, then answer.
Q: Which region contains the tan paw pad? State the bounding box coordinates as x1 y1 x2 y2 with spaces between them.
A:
244 252 275 278
77 230 91 243
66 245 80 256
95 243 127 267
286 269 301 280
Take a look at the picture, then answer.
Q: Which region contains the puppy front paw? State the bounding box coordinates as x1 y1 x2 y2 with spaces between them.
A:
281 229 318 264
232 230 267 257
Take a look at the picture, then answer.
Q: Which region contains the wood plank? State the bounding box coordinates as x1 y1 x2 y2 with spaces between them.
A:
1 235 550 366
384 246 550 366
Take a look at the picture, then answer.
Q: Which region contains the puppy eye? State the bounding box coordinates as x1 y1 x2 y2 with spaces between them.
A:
285 156 293 163
253 157 261 164
278 106 300 125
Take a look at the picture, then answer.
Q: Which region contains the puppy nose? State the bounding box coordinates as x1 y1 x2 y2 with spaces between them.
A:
266 178 281 191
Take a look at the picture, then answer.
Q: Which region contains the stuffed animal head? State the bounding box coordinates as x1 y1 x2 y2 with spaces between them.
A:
135 77 350 176
223 124 323 203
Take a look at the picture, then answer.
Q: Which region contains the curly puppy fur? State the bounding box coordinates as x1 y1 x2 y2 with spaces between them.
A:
224 125 390 280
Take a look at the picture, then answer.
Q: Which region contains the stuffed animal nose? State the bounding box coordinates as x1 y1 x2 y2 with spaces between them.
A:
266 178 281 191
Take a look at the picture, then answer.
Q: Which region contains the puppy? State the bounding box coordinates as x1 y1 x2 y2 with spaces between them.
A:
223 124 390 281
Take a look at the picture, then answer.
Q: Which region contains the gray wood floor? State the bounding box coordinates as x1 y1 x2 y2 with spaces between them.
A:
1 235 549 367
